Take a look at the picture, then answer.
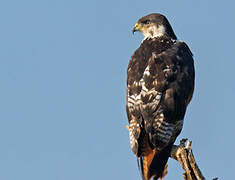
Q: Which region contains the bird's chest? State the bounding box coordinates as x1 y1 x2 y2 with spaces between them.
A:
127 60 162 118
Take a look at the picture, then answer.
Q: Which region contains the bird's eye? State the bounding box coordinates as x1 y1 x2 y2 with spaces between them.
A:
142 20 150 24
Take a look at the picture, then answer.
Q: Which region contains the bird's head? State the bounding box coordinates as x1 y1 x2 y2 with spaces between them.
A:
132 13 177 40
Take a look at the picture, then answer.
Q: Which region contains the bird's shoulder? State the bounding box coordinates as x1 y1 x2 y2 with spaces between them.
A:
127 37 177 85
127 38 194 97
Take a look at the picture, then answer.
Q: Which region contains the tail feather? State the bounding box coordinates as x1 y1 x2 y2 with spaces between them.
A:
139 144 173 180
140 149 157 180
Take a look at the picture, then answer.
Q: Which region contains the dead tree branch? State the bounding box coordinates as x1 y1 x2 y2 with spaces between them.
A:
170 139 207 180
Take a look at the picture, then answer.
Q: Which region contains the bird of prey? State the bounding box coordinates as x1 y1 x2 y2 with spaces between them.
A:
126 13 195 180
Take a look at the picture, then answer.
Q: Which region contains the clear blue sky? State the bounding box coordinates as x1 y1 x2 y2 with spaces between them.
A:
1 0 234 179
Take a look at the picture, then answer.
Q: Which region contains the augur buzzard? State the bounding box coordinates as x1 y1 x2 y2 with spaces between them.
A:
126 13 195 180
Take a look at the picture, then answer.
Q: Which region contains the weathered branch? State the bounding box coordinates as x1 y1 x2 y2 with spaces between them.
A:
170 139 206 180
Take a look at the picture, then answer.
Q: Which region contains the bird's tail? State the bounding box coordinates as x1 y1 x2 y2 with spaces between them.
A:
139 144 172 180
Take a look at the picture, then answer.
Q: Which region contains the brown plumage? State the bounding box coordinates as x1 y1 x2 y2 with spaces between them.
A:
126 13 195 180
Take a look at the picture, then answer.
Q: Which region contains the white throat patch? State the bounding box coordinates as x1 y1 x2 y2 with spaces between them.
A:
142 24 166 40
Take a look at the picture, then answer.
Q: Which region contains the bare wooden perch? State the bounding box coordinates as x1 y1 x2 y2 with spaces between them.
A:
170 139 206 180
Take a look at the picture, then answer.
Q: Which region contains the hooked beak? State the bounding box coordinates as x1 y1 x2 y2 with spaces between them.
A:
132 23 141 34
